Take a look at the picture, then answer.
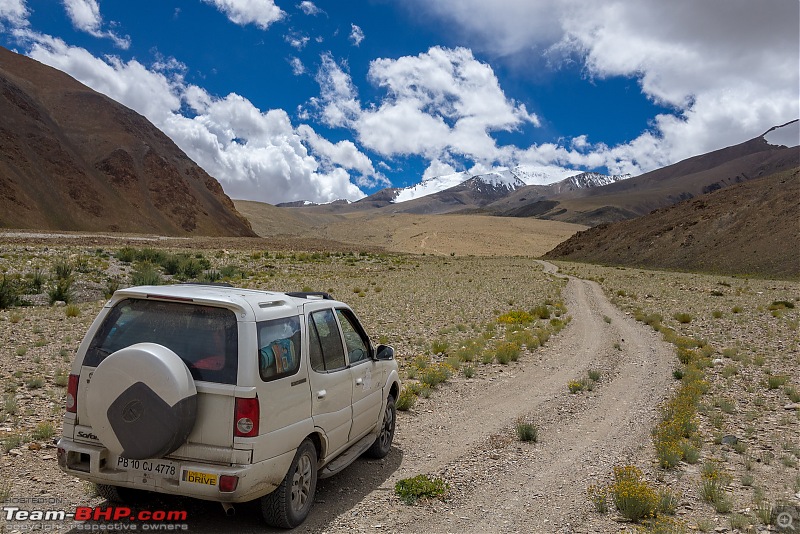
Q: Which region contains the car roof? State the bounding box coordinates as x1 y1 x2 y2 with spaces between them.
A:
110 285 347 322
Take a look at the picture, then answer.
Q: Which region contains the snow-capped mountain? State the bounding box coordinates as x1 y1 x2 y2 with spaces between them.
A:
393 165 568 204
559 172 631 190
393 171 472 203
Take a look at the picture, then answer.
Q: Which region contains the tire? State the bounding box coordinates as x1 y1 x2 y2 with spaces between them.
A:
261 439 318 528
86 343 197 460
95 484 140 503
365 395 395 459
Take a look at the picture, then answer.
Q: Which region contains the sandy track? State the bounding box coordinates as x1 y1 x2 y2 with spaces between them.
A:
318 261 674 533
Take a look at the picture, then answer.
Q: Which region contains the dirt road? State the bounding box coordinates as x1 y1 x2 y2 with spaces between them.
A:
318 261 675 533
97 261 674 534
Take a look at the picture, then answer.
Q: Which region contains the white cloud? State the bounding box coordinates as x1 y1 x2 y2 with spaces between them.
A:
284 31 309 49
23 34 372 204
297 1 321 16
62 0 130 49
315 47 538 165
297 124 388 188
288 56 305 75
349 24 364 46
201 0 284 30
314 53 361 128
422 159 457 181
0 0 28 27
409 0 799 175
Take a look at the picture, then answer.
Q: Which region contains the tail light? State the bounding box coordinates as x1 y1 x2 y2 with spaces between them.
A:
234 397 259 438
219 475 239 492
66 374 79 413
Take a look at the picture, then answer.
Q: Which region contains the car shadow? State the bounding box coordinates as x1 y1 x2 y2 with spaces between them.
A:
64 447 403 533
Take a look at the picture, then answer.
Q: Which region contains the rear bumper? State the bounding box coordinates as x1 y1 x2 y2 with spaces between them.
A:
57 438 294 503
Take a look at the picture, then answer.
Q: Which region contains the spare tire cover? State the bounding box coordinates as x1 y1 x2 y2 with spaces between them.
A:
86 343 197 460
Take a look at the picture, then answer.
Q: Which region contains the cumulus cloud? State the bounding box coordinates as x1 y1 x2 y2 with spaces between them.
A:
23 34 371 204
284 30 309 49
297 1 321 16
62 0 130 49
409 0 799 175
201 0 284 30
349 24 364 46
0 0 29 28
315 47 538 165
288 56 305 75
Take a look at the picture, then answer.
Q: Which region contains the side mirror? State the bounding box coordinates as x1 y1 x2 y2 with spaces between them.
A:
375 344 395 361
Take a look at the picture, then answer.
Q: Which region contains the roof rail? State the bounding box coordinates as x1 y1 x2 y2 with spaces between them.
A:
285 291 333 300
180 282 234 288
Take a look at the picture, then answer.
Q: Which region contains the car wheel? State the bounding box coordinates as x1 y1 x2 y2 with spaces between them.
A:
261 439 318 528
365 395 395 459
86 343 197 460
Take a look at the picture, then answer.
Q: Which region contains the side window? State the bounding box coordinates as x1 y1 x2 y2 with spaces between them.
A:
258 316 301 381
336 309 370 364
308 309 346 372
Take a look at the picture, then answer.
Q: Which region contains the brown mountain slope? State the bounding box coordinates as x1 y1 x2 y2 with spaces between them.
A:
544 168 800 278
0 47 255 236
495 127 799 226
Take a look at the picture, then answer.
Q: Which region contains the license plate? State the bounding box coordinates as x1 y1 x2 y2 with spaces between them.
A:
181 469 218 486
114 456 178 478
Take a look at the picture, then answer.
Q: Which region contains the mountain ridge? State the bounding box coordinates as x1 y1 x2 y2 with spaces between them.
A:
0 46 256 237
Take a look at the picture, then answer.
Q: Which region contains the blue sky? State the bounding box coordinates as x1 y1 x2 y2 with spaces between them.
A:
1 0 797 204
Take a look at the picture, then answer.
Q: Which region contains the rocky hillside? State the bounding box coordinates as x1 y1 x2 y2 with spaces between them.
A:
518 125 799 226
544 168 800 278
0 47 255 237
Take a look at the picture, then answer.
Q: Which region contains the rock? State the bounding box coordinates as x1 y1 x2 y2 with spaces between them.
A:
713 358 725 365
28 442 41 450
9 448 22 456
721 435 738 445
784 403 800 410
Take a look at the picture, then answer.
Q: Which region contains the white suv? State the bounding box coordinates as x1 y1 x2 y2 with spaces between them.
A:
57 285 400 528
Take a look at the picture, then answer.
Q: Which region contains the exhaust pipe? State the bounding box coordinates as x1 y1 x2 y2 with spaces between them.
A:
221 502 235 517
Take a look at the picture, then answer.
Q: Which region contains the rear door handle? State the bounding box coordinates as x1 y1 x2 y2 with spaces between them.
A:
355 378 363 386
317 389 326 399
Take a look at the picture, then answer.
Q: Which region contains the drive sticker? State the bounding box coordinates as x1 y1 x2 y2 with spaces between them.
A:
181 470 218 486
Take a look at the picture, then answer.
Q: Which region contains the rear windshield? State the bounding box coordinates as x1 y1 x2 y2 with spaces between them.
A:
85 298 239 384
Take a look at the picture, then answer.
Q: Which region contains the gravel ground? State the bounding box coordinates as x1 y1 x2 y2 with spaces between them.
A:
0 239 797 534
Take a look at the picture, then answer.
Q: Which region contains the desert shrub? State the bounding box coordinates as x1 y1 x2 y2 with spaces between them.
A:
497 310 534 324
495 342 520 364
587 484 609 513
25 377 44 389
48 277 75 305
515 420 538 442
64 304 80 318
768 300 795 310
455 339 483 362
672 312 692 324
31 421 55 441
0 276 25 309
588 369 602 382
568 380 584 394
657 489 680 515
609 465 658 523
26 268 46 293
535 328 550 345
530 305 550 319
419 363 451 388
767 375 788 390
712 310 723 319
104 277 121 298
51 260 73 280
395 387 416 411
394 474 449 505
136 247 167 265
699 461 732 513
785 386 800 403
115 247 137 263
161 254 183 275
430 339 449 355
462 366 474 379
678 440 700 464
180 258 204 278
731 305 743 314
130 263 162 286
198 270 221 284
219 265 241 279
